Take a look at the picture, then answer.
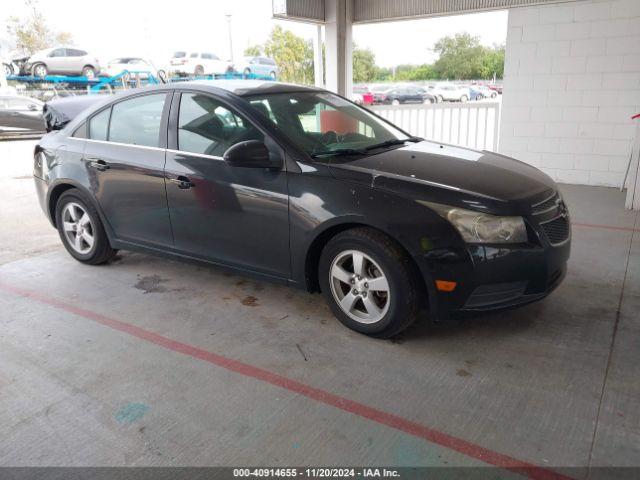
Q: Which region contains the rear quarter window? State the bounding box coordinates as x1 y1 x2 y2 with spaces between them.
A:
89 108 111 141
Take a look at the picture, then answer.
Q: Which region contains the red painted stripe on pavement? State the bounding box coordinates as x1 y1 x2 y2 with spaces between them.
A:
572 222 638 233
0 281 573 480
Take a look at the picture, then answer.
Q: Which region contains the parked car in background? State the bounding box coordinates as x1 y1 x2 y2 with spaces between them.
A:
170 51 230 76
0 94 45 133
353 85 374 105
376 86 435 105
468 84 498 101
232 56 278 79
488 83 503 95
103 57 166 80
25 47 101 78
427 83 469 103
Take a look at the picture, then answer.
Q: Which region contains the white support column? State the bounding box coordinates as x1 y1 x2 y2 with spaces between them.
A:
324 0 352 96
313 24 324 88
625 121 640 210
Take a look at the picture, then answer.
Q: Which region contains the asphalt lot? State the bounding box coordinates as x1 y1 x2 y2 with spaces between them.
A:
0 139 638 477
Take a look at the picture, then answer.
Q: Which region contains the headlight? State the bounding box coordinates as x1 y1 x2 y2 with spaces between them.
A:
421 201 527 244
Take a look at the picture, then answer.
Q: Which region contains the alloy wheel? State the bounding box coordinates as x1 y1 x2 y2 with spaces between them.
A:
34 64 47 77
329 250 390 324
62 202 95 255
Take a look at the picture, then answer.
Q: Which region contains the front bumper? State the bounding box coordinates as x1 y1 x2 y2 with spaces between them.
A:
421 237 571 320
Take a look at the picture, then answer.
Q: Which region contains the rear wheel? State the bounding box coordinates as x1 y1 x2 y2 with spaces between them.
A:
269 71 277 80
319 228 422 338
82 66 96 78
436 95 443 103
55 190 117 265
243 68 251 76
460 95 468 103
3 63 13 76
194 65 204 76
391 99 400 106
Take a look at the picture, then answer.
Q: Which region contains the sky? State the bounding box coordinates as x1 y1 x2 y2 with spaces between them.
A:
1 0 507 68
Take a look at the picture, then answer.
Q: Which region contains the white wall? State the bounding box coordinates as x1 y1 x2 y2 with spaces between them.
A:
500 0 640 187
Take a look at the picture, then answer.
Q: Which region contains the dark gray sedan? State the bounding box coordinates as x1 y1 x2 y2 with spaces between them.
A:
0 95 45 133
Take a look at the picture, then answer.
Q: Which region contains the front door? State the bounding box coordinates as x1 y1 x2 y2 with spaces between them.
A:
164 91 290 278
83 92 173 247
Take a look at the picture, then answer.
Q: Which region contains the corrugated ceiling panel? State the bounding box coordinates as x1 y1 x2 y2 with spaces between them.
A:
273 0 325 22
353 0 580 23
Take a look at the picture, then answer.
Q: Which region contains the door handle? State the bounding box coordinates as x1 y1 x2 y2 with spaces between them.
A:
168 175 194 189
86 158 110 171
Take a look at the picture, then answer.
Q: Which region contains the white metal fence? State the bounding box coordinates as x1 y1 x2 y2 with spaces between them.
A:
369 102 501 152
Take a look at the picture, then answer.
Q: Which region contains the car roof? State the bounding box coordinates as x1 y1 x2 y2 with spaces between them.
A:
188 80 321 96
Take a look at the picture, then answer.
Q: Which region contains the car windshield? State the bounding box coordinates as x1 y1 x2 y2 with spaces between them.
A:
245 91 411 158
173 52 186 58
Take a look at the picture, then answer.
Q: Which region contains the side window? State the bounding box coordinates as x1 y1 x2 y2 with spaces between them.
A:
89 108 111 141
109 94 166 147
72 122 87 138
178 93 263 157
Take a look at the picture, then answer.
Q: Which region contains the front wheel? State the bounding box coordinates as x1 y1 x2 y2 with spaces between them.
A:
319 228 422 338
460 95 468 103
32 63 48 78
3 63 13 76
391 99 400 106
269 71 276 80
55 190 117 265
194 65 204 76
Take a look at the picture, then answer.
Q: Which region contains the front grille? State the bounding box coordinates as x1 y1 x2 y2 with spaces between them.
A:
532 192 559 215
540 215 570 245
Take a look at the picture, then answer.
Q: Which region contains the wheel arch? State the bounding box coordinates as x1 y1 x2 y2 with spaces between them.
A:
47 181 110 235
303 221 430 310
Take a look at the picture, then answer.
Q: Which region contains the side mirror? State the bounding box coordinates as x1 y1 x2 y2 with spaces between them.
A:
223 140 281 169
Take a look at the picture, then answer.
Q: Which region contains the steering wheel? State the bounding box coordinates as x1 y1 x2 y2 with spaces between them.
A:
319 130 339 145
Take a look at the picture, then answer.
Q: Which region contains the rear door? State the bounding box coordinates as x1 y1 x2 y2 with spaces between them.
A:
83 92 173 247
164 91 290 277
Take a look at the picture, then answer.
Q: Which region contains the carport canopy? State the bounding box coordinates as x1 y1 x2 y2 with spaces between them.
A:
272 0 582 95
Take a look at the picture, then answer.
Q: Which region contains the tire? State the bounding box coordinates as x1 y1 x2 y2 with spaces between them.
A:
436 95 443 103
243 68 251 76
32 63 48 78
3 63 13 77
318 227 422 338
391 99 400 106
460 95 468 103
157 69 167 82
82 66 96 78
55 189 117 265
423 97 434 104
476 94 483 101
491 92 498 98
194 65 204 76
269 71 277 80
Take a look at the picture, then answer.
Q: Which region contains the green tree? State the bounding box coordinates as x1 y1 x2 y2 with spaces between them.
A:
433 33 485 80
6 0 73 55
352 44 376 83
479 44 505 80
263 26 314 84
244 45 262 56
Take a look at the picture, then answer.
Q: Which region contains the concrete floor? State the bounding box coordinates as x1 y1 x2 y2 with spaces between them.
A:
0 140 638 476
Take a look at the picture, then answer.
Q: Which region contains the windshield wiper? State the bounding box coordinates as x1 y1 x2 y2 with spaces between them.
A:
311 148 367 159
364 136 422 151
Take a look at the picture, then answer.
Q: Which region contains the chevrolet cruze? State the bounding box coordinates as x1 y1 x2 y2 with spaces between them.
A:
34 81 570 337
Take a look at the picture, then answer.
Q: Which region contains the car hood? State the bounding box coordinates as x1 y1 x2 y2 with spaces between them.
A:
325 141 556 215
